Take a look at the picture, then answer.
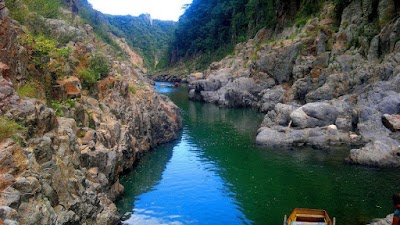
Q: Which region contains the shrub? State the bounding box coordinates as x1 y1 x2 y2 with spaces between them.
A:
88 54 111 79
78 68 98 88
294 0 323 26
78 54 111 89
7 0 30 23
0 117 25 142
50 99 79 117
7 0 61 24
24 0 62 19
23 34 71 73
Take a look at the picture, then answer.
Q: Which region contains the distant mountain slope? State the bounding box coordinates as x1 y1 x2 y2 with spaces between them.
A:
170 0 350 70
66 0 176 71
107 14 176 70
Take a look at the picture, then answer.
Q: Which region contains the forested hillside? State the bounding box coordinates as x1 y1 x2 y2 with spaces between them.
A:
73 0 176 70
171 0 354 70
107 15 176 70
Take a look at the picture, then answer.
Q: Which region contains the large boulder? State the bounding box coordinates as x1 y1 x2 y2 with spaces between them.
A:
347 138 400 167
220 77 259 107
368 213 393 225
256 125 355 148
274 103 298 126
346 75 400 166
290 102 338 128
189 76 261 108
188 74 229 102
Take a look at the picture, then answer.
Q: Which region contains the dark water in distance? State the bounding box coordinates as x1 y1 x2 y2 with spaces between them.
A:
116 82 400 225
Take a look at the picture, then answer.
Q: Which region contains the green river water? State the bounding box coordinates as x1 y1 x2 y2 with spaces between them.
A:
116 82 400 225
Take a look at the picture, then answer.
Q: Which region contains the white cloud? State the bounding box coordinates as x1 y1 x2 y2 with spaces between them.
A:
87 0 192 21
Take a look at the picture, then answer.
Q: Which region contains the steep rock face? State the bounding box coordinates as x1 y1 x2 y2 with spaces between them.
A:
0 2 181 225
188 1 400 167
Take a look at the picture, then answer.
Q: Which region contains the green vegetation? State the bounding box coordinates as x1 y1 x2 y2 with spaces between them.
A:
7 0 62 23
172 0 283 69
78 68 98 87
106 14 177 70
88 54 111 79
23 34 71 73
74 1 176 71
170 0 346 70
78 54 111 88
18 33 73 100
129 84 137 94
74 0 122 52
0 117 25 142
294 1 323 26
16 82 40 99
50 98 80 117
332 0 352 23
24 0 62 18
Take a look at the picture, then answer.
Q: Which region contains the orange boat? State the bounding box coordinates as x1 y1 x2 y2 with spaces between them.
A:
284 208 336 225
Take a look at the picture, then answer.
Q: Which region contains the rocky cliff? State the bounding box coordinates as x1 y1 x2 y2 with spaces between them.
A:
0 1 181 225
188 1 400 168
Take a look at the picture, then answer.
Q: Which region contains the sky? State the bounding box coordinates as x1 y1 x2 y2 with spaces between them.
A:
87 0 193 21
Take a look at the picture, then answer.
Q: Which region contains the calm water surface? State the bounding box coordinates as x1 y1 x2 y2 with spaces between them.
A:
117 82 400 225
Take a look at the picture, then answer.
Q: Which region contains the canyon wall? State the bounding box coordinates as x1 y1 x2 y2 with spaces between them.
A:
0 2 181 224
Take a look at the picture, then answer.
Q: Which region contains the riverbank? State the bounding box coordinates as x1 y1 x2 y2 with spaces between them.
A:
117 82 400 225
187 2 400 168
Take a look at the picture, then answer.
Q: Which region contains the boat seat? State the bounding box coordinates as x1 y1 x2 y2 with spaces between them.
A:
291 222 327 225
296 214 325 219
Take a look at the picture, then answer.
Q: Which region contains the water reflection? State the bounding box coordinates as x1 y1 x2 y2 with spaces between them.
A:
117 140 176 213
119 128 251 224
117 82 400 225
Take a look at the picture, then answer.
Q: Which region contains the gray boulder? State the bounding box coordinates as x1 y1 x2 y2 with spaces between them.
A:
189 76 261 108
274 103 298 126
220 77 259 107
291 77 312 101
188 75 229 102
368 213 393 225
347 138 400 167
290 102 338 128
261 103 298 127
255 43 302 84
259 86 285 113
256 125 354 148
306 73 349 102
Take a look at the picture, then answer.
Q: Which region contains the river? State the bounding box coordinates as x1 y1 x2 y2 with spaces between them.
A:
116 82 400 225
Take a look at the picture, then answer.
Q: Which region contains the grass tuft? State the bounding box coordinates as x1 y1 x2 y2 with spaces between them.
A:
0 117 25 142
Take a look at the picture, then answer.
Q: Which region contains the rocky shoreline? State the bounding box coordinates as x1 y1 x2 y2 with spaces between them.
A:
187 2 400 169
0 2 182 225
